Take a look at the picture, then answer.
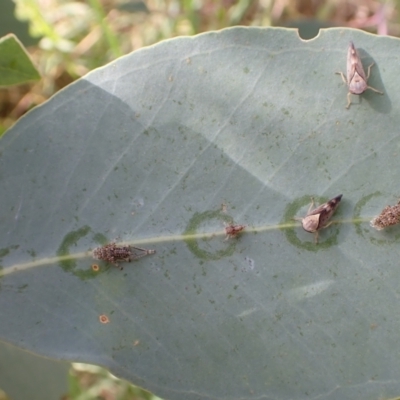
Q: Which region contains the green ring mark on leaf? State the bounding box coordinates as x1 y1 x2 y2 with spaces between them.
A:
0 244 19 260
0 245 19 281
184 210 236 260
281 195 340 251
353 191 381 237
92 233 108 246
0 248 10 258
57 225 99 279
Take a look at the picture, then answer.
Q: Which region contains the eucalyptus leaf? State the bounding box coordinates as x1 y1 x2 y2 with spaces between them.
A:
1 27 400 400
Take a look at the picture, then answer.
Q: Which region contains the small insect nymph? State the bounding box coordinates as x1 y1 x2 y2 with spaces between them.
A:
294 194 342 243
336 41 383 108
224 224 246 240
93 242 155 270
370 200 400 230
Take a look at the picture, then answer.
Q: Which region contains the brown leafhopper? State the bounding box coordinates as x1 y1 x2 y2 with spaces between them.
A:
93 242 155 270
336 41 383 108
294 195 342 243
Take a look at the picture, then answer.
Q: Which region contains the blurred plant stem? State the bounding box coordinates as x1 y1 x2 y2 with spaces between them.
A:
87 0 123 58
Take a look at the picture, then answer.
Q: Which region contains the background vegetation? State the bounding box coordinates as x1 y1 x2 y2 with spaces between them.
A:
1 0 398 134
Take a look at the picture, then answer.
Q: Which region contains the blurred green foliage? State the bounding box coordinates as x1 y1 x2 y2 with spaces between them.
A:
7 0 397 85
0 362 163 400
1 0 397 133
0 0 38 46
0 34 40 87
66 363 163 400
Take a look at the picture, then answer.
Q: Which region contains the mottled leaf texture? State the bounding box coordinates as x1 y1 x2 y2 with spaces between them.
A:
1 27 400 400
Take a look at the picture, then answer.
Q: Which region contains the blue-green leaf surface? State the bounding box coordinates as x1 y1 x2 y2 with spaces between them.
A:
1 27 400 400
